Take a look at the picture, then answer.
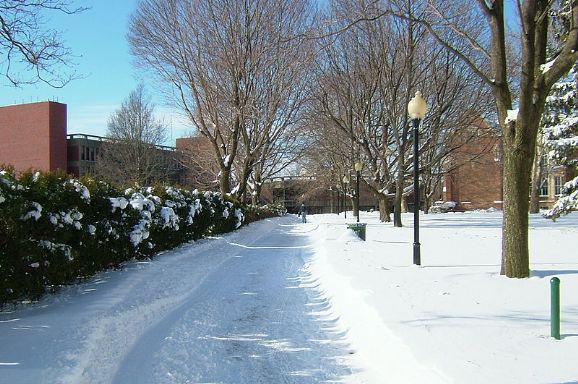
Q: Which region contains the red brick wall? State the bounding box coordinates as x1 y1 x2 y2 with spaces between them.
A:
48 102 67 172
176 136 218 188
0 101 67 173
443 128 503 210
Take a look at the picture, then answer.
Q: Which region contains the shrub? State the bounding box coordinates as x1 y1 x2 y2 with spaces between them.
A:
0 170 278 305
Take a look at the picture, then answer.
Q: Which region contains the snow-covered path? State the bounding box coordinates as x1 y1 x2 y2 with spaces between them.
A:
0 217 354 384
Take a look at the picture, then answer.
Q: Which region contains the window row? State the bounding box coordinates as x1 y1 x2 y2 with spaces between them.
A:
80 145 99 162
537 175 565 197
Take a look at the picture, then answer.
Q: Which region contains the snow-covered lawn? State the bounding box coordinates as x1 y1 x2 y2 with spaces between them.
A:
307 211 578 384
2 211 576 384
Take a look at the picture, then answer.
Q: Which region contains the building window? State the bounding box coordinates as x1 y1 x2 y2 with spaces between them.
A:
81 145 85 160
539 178 548 197
90 148 95 161
554 176 565 196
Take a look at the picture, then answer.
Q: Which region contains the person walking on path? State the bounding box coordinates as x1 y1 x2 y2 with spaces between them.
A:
299 203 307 223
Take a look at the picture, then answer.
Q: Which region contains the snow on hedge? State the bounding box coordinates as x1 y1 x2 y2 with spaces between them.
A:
0 169 281 305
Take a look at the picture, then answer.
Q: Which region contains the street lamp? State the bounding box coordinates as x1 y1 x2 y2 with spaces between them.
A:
342 175 350 219
407 91 428 266
354 161 364 223
336 184 342 216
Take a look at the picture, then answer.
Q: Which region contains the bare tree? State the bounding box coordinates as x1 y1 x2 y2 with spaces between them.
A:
95 85 169 186
396 0 577 278
231 1 315 202
0 0 85 87
419 48 495 213
177 135 221 191
327 0 577 277
309 0 492 224
129 0 314 198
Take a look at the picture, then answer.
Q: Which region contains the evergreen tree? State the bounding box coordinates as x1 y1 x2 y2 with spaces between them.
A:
543 65 578 220
542 67 577 167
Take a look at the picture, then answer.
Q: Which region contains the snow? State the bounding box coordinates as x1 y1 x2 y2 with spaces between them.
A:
159 206 179 230
230 184 240 195
109 197 128 212
20 201 42 221
38 240 73 261
234 208 244 229
0 218 355 384
186 199 202 225
504 108 518 125
306 211 578 383
129 194 154 212
2 212 577 383
129 219 150 247
68 180 90 200
540 59 555 74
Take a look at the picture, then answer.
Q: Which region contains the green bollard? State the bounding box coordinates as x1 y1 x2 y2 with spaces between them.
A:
551 277 560 340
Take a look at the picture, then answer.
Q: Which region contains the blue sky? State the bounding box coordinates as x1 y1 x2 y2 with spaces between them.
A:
0 0 190 144
0 1 519 146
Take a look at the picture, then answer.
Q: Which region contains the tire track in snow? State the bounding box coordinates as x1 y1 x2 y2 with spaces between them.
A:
112 218 354 383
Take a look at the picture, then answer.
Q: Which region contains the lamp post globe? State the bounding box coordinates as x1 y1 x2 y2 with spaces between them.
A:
408 91 428 119
408 91 427 266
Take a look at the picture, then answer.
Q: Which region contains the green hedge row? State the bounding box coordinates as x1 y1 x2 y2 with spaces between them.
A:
0 169 281 305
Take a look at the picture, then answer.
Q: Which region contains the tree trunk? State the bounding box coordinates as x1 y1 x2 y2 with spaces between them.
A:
219 167 231 196
251 182 262 206
424 196 431 214
501 142 533 278
378 195 391 222
352 197 359 218
529 143 543 214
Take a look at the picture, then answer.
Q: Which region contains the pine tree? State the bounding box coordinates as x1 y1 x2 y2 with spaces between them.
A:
542 67 577 167
543 65 578 220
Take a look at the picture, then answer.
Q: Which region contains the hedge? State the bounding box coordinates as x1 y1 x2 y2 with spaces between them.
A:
0 169 281 306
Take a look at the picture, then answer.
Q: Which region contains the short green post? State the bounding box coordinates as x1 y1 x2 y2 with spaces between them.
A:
551 277 560 340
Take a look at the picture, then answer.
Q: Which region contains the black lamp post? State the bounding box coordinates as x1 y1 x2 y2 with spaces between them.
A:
335 185 341 215
342 175 350 219
354 161 364 223
407 91 427 266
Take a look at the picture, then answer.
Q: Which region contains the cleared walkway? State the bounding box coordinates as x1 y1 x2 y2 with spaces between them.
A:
0 217 353 384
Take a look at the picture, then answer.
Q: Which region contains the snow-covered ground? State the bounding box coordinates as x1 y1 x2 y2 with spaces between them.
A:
306 211 578 384
2 212 576 383
0 218 355 384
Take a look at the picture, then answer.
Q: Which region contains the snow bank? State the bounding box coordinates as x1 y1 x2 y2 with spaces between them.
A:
308 225 450 383
307 211 578 383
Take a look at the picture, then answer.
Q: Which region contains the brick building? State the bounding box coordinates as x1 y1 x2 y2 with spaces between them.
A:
0 101 67 173
442 123 503 211
2 101 573 209
67 133 185 185
175 136 219 189
0 101 185 185
442 120 575 211
534 164 576 210
66 133 104 177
